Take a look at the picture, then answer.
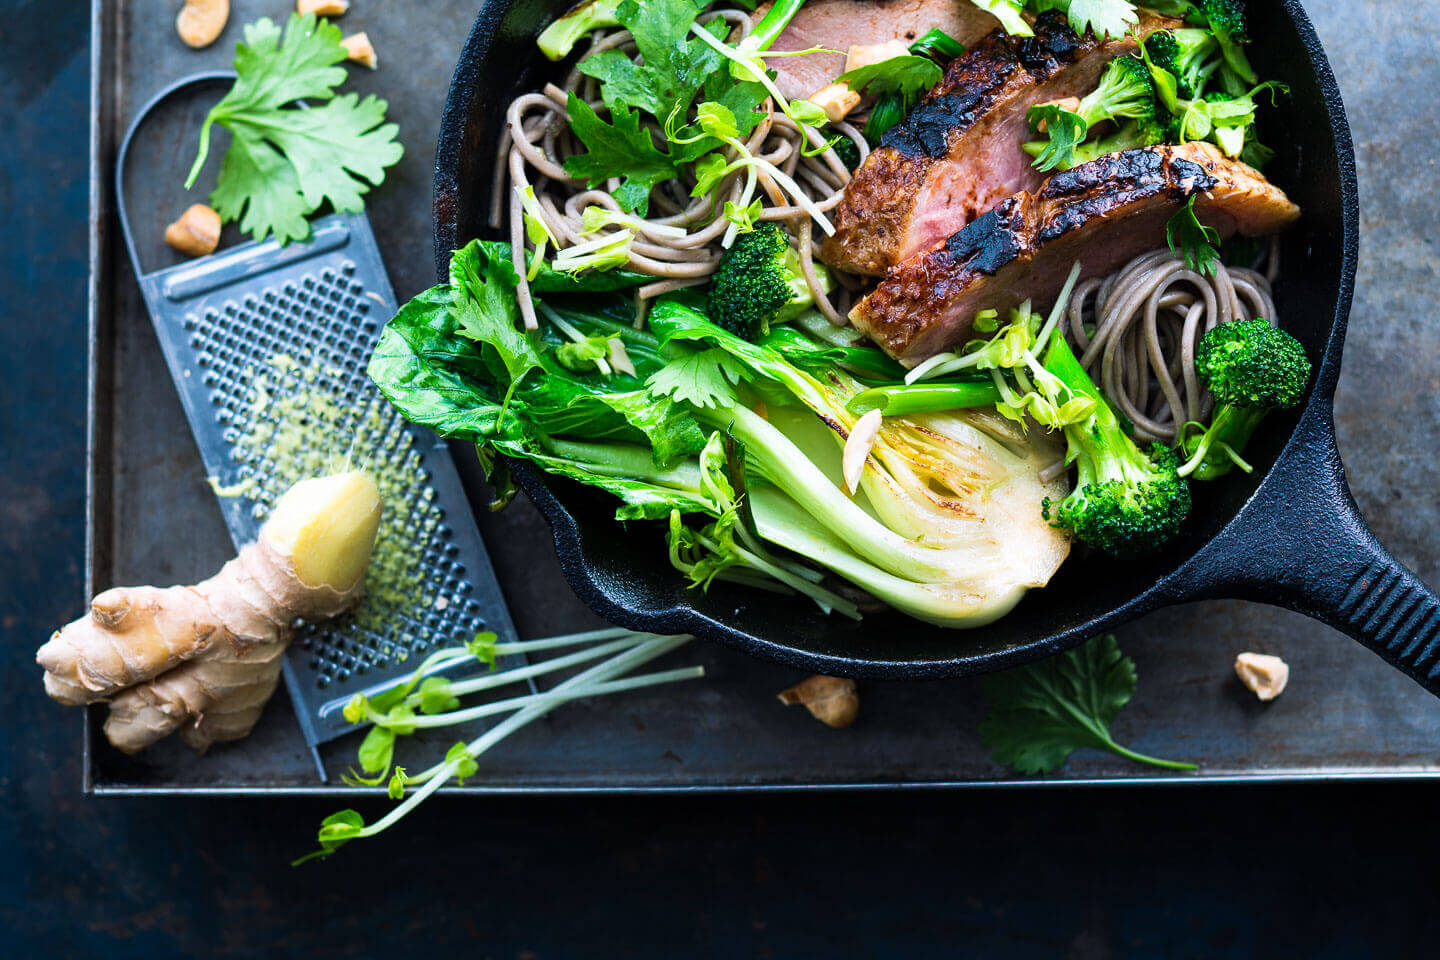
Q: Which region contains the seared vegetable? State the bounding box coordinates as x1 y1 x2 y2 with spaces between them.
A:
370 241 1070 628
1179 318 1311 480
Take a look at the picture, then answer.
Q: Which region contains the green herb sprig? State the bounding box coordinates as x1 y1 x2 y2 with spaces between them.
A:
185 13 403 245
979 634 1197 775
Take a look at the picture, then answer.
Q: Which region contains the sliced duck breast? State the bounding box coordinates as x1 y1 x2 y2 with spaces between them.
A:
820 10 1179 277
849 142 1302 366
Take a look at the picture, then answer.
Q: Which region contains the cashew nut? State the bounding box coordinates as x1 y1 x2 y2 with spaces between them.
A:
164 204 222 258
1234 652 1289 701
298 0 350 15
341 32 377 70
778 675 859 728
810 82 862 123
176 0 229 49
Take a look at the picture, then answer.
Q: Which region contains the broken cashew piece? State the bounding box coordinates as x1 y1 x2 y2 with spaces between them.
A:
341 32 378 69
845 40 910 73
298 0 350 15
164 204 222 258
807 41 913 123
1234 652 1289 701
176 0 229 49
811 83 862 123
778 674 859 728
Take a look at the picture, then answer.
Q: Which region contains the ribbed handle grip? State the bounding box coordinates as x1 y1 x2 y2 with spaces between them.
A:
1178 408 1440 697
1331 558 1440 685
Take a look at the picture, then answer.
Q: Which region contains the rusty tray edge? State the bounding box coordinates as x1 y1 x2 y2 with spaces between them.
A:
82 0 1440 796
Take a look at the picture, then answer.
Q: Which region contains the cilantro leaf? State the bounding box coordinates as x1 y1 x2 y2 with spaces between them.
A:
1031 0 1139 40
209 134 311 245
978 635 1197 775
1165 194 1222 277
1025 103 1088 172
578 0 716 116
646 347 750 408
563 96 678 216
186 13 403 244
836 55 943 101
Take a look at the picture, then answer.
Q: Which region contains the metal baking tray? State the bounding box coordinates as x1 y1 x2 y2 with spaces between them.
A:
85 0 1440 795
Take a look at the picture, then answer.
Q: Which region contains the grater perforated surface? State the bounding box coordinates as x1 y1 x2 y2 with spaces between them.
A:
125 210 522 757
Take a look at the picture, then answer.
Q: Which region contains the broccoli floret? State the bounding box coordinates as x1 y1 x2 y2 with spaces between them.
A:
1179 319 1312 480
537 0 622 61
1197 0 1247 41
1076 56 1158 127
1194 0 1257 85
705 223 830 340
830 136 861 172
1144 28 1220 100
1040 336 1192 555
1027 57 1160 171
1198 318 1309 408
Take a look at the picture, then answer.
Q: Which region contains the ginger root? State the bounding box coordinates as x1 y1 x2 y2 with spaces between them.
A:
38 471 382 754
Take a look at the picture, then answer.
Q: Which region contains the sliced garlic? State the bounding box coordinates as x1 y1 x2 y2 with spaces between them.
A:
842 408 883 495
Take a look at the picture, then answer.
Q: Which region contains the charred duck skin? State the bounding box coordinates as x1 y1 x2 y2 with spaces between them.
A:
820 10 1180 277
849 142 1301 366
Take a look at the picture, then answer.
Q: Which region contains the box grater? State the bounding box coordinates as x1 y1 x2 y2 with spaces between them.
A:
115 73 522 777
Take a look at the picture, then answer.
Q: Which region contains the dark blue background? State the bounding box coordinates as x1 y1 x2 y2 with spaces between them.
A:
4 1 1437 956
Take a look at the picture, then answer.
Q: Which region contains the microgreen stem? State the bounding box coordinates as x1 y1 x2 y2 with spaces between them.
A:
355 635 692 839
747 0 805 50
437 635 652 701
394 665 706 730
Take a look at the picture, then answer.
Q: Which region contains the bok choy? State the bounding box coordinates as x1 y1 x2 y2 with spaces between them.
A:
368 241 1071 627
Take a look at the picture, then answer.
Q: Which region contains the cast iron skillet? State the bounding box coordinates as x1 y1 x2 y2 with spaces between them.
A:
434 0 1440 694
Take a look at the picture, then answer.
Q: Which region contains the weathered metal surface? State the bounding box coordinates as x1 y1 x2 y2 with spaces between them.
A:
88 0 1440 793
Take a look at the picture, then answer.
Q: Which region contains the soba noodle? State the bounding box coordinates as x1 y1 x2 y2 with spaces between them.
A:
1062 240 1280 444
494 7 869 329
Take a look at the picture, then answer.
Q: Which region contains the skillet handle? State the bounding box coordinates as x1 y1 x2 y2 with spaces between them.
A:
1186 409 1440 695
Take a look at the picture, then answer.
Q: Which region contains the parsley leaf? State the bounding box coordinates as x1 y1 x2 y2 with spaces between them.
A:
646 347 751 408
978 635 1197 775
563 96 678 216
185 13 403 244
1165 194 1222 277
836 55 943 101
